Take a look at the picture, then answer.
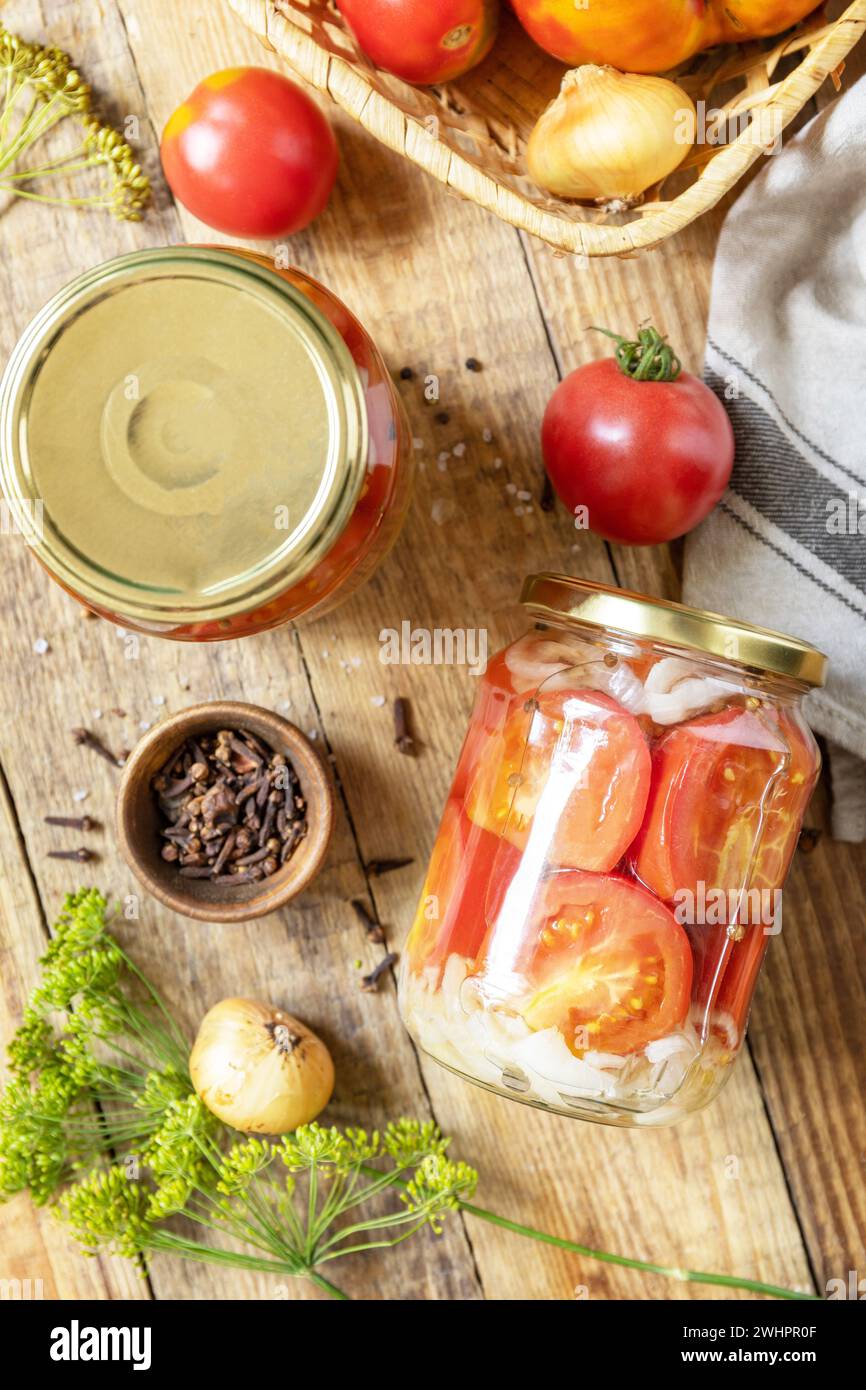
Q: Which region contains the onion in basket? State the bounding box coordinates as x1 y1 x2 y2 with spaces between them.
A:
526 65 695 203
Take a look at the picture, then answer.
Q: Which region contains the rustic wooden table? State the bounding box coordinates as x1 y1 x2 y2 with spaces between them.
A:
1 0 864 1303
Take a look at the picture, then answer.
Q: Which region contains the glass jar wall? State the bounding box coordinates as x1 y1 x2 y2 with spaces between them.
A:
399 575 825 1127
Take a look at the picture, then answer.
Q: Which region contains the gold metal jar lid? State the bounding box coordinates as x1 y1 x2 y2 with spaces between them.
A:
0 247 368 626
521 573 827 688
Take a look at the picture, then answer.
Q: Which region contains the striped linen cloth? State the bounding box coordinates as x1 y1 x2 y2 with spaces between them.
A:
684 77 866 840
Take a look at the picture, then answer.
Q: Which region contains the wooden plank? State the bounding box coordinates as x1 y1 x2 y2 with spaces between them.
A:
0 0 822 1301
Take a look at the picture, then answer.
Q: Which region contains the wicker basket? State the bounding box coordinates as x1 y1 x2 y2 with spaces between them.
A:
224 0 866 257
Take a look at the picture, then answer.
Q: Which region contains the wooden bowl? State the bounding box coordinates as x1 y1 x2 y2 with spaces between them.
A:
116 701 334 923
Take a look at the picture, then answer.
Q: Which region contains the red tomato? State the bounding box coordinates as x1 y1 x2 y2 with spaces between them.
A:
631 704 819 1034
450 648 518 801
632 705 818 903
161 68 338 237
466 688 650 872
507 871 692 1054
714 711 819 1032
542 350 734 546
406 798 520 973
336 0 498 85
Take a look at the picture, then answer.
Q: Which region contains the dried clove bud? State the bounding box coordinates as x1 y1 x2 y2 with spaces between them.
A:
366 857 415 877
393 697 416 757
352 898 386 945
71 727 125 768
44 814 97 832
361 953 399 992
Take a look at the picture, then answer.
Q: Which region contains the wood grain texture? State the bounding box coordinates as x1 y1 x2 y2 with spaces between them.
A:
0 0 858 1303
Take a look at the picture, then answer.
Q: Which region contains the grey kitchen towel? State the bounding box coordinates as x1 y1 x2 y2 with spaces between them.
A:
683 75 866 842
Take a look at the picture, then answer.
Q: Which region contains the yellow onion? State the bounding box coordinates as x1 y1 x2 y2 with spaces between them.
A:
189 998 334 1134
526 65 695 203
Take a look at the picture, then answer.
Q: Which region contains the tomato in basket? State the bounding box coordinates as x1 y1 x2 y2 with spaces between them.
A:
335 1 499 85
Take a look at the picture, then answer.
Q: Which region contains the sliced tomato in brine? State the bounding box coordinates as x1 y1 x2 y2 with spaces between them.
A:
631 704 820 1032
500 871 692 1055
450 649 518 801
465 688 650 873
405 798 520 974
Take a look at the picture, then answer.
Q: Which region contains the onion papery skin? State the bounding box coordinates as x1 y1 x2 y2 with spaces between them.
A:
526 66 695 202
189 997 335 1134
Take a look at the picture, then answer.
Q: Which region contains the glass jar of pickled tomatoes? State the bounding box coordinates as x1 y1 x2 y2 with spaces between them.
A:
0 246 411 640
399 575 826 1127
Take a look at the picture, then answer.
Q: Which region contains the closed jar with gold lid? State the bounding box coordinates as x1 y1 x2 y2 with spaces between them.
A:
0 246 412 639
399 575 826 1127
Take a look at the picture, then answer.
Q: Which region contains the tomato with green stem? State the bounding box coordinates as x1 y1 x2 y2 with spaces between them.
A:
542 326 734 545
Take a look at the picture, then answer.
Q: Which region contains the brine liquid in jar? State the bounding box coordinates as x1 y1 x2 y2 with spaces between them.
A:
399 575 825 1127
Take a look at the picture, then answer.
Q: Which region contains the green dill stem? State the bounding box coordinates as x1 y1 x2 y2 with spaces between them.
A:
308 1271 350 1300
186 1136 291 1260
459 1203 819 1302
306 1162 319 1264
0 147 93 178
352 1166 816 1302
314 1221 432 1267
150 1232 299 1277
0 86 69 175
316 1205 431 1256
111 942 191 1065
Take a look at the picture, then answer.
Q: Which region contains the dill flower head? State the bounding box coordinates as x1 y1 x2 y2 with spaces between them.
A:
0 24 150 221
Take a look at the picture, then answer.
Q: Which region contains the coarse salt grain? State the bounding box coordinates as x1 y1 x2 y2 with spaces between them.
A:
517 490 531 502
33 637 50 655
514 505 525 517
307 729 319 741
482 428 493 444
413 438 424 451
505 482 517 495
494 457 503 469
139 720 152 731
431 498 449 525
152 694 166 706
92 708 103 720
371 695 386 707
72 789 89 803
452 442 466 458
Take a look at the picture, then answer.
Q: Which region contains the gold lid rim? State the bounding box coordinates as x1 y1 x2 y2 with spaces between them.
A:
521 573 827 688
0 247 369 626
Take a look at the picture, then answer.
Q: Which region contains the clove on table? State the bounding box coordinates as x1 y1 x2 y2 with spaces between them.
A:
351 898 385 945
44 814 98 832
365 857 415 877
393 697 416 757
153 729 308 886
71 727 125 769
361 952 398 993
